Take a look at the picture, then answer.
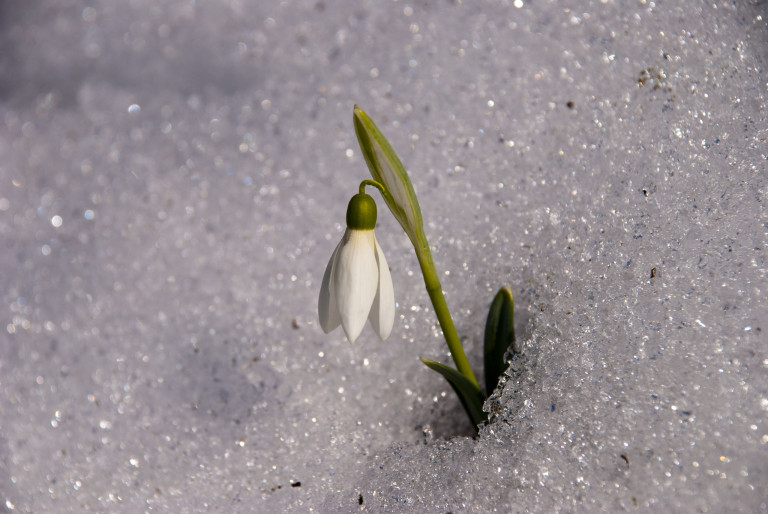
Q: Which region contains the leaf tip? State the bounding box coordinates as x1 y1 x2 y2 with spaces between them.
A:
353 104 367 121
484 285 516 395
498 285 513 301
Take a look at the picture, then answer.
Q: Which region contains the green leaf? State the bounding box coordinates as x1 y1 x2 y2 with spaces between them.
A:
353 105 425 248
484 286 515 395
421 358 487 429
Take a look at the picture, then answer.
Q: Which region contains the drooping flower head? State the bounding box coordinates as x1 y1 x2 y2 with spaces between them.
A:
318 193 395 343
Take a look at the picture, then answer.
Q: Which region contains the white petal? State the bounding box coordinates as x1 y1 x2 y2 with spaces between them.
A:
318 240 342 333
369 235 395 340
333 229 378 343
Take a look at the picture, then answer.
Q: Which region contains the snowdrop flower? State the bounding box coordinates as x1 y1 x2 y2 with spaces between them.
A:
318 192 395 343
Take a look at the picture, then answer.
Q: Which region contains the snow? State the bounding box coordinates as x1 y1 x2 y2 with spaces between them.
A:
1 0 766 511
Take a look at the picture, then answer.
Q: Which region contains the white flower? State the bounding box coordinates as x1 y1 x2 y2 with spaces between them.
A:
318 194 395 343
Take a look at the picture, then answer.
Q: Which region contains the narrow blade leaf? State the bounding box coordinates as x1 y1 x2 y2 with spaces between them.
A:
484 286 515 395
421 358 487 429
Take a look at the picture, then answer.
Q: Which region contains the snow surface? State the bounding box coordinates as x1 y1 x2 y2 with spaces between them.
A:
1 0 767 511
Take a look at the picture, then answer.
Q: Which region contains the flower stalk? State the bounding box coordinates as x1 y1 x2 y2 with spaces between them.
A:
414 240 479 387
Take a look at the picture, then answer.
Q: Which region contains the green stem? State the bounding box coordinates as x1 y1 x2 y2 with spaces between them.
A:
415 245 479 389
360 179 385 196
